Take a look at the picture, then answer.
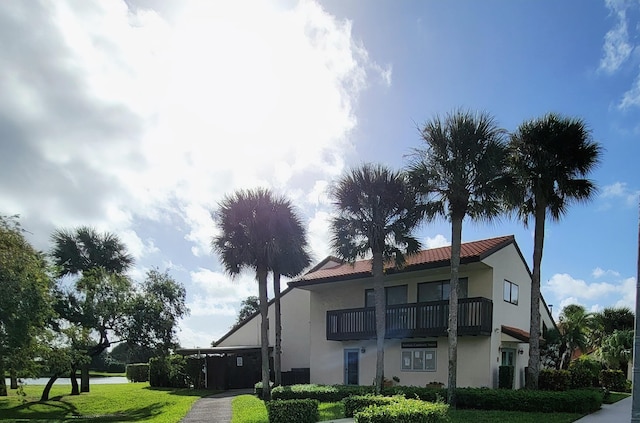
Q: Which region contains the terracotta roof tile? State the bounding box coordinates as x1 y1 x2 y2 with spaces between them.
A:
501 325 531 342
293 235 514 285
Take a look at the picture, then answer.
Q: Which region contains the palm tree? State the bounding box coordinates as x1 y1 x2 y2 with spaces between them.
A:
508 113 602 389
557 304 592 369
51 227 134 394
270 201 310 386
407 109 507 406
212 188 308 400
330 163 422 394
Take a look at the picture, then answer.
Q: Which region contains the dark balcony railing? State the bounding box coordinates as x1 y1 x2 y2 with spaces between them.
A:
326 297 493 341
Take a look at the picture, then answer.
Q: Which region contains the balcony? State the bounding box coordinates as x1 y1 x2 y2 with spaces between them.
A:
326 297 493 341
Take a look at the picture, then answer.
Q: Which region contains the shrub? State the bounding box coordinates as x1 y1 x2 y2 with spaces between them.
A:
125 363 149 382
354 399 448 423
107 362 126 373
498 366 514 389
271 384 372 402
599 369 628 392
381 385 447 401
342 395 402 417
569 357 601 388
538 369 571 391
454 388 602 413
149 355 189 388
266 399 319 423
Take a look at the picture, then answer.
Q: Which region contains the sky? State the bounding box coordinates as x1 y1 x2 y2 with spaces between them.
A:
1 0 639 349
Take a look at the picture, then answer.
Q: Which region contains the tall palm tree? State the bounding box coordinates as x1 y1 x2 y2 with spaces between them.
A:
407 109 507 406
212 188 308 400
51 227 134 394
270 200 310 386
508 113 602 389
330 163 422 394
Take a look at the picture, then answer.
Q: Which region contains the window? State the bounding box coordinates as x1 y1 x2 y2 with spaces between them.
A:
417 278 468 302
365 285 407 307
503 280 518 305
401 349 436 372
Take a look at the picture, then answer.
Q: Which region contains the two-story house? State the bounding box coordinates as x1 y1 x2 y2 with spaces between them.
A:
212 235 555 389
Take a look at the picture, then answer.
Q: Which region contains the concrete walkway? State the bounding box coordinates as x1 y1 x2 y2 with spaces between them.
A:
573 395 631 422
180 389 253 423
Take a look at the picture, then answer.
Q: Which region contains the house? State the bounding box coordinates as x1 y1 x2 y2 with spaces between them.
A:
211 235 556 389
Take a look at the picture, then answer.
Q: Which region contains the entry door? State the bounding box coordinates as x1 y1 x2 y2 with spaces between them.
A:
501 348 516 387
501 349 515 366
344 349 359 385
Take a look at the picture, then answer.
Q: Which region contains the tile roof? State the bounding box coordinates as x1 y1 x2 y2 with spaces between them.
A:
291 235 515 286
501 325 531 343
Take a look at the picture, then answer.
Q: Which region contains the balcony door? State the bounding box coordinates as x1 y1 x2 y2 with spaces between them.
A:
344 348 359 385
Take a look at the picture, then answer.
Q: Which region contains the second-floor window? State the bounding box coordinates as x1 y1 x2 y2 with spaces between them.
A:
503 280 518 305
365 285 408 307
417 278 468 302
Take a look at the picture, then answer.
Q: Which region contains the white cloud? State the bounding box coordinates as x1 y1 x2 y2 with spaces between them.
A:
599 0 632 74
545 273 619 300
544 273 636 316
592 267 621 278
600 182 639 207
424 234 450 249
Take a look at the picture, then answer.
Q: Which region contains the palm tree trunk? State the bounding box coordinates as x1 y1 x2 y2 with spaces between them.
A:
258 266 271 401
448 215 462 407
274 272 282 387
526 203 545 389
372 251 385 394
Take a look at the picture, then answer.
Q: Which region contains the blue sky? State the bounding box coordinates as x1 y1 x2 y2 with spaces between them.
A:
0 0 638 348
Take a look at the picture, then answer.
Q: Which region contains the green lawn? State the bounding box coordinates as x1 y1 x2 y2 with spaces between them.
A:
0 382 213 422
230 395 584 423
604 391 631 404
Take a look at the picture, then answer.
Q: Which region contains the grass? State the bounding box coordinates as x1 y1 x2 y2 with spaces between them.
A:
604 391 631 404
0 382 213 422
448 410 582 422
230 395 585 423
88 371 126 378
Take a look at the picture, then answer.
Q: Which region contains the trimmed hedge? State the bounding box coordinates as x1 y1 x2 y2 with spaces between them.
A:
271 384 373 402
381 385 446 401
266 399 319 423
354 399 448 423
599 370 627 392
569 357 601 388
454 388 602 413
539 369 571 391
343 395 403 417
125 363 149 382
265 383 602 414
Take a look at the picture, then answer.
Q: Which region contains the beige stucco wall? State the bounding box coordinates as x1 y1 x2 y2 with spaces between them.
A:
307 262 497 387
217 288 311 371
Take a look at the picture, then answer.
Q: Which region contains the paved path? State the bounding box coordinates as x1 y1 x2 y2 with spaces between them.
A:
180 389 253 423
573 395 631 422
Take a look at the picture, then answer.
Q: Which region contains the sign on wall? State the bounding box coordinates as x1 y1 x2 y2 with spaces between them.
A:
401 341 437 349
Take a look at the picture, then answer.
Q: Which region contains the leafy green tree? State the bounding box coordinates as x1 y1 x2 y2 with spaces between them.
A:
51 226 134 393
213 188 308 400
0 215 54 396
591 306 634 349
330 164 421 394
508 113 602 389
234 296 260 327
50 228 188 395
407 110 507 405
